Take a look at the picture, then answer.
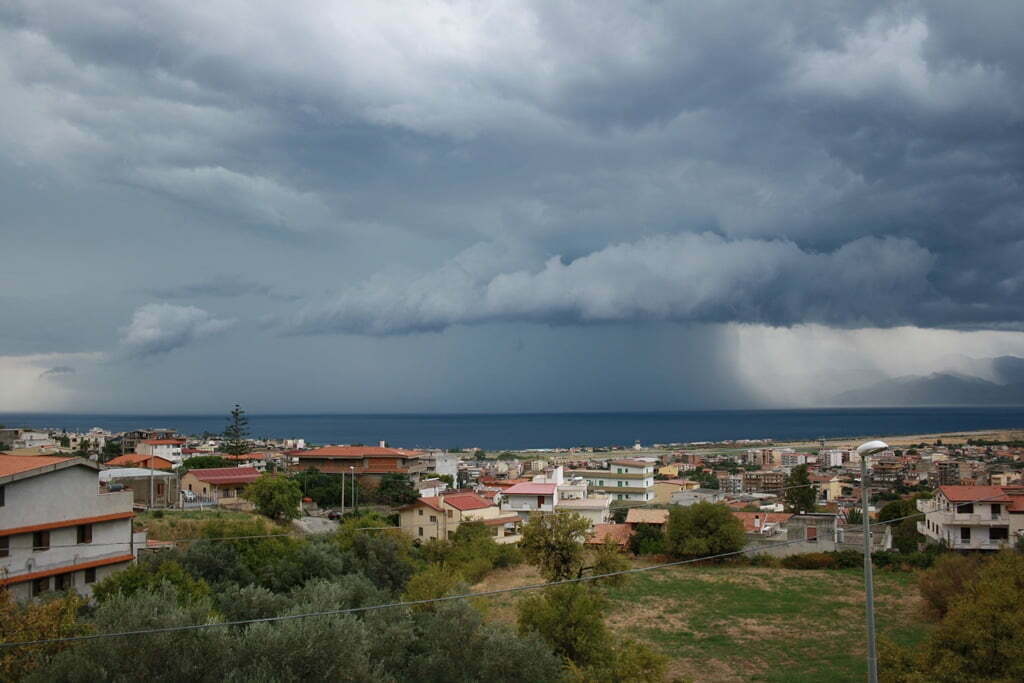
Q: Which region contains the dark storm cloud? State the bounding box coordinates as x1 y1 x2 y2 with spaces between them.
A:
39 365 75 379
2 1 1024 404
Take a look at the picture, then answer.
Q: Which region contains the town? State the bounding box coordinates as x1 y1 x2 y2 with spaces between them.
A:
2 412 1023 680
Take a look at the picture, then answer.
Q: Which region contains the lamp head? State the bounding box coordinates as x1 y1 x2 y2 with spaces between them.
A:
857 440 889 456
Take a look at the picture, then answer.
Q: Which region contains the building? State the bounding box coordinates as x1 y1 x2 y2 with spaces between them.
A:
652 478 698 504
120 429 178 455
732 511 793 536
743 471 786 495
933 461 965 487
586 523 633 549
136 439 185 463
567 460 655 502
670 488 726 506
555 495 612 527
179 467 261 507
399 492 521 543
1 455 140 600
105 453 175 471
99 468 179 509
500 482 559 519
917 485 1024 551
289 445 426 486
624 508 670 528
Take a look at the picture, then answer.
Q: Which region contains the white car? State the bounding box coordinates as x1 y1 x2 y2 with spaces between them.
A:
181 490 197 502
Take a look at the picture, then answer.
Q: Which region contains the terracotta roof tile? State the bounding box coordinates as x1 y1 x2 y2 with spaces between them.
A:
0 455 74 477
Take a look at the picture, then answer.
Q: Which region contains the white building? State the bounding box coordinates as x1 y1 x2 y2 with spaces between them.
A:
500 482 559 520
12 430 55 450
136 439 185 463
555 495 612 527
917 485 1024 551
567 459 655 502
1 455 142 600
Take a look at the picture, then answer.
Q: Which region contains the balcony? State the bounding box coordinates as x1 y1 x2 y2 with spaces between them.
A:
924 509 1009 526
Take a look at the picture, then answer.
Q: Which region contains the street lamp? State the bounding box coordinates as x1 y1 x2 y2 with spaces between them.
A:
350 466 356 514
857 439 888 683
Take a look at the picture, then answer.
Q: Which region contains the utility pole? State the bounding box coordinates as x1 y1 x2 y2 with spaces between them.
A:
857 440 887 683
340 470 345 514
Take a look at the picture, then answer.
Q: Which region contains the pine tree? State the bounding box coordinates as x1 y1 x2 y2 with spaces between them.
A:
222 403 251 455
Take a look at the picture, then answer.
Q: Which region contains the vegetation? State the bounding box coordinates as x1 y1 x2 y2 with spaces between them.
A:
180 455 230 471
520 512 591 581
291 467 342 507
0 589 85 681
665 502 745 559
882 551 1024 682
374 473 420 507
628 523 666 556
783 464 816 513
243 475 302 521
222 403 251 455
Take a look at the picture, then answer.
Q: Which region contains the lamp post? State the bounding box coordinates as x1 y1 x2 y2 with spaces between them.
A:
350 466 356 514
857 439 888 683
340 469 345 514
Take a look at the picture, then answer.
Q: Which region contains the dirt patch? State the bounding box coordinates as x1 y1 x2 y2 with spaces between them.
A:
665 656 745 683
607 597 691 631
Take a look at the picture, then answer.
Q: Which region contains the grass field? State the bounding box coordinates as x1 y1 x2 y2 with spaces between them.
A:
474 562 930 682
134 508 286 540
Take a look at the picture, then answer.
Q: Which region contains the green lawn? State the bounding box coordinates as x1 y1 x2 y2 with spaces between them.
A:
602 566 930 682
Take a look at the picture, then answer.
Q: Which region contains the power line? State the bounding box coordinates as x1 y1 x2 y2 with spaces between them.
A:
2 490 982 652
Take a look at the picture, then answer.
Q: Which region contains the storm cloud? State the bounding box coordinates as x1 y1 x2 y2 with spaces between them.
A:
2 1 1024 411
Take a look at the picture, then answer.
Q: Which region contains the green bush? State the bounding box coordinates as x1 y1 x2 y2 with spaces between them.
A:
781 553 836 570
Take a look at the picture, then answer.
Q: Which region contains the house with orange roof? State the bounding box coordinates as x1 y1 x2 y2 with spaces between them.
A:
917 485 1024 550
1 455 141 600
179 467 262 508
399 492 521 543
288 445 426 486
586 523 634 548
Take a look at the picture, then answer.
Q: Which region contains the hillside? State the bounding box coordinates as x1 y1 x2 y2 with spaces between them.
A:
474 562 929 682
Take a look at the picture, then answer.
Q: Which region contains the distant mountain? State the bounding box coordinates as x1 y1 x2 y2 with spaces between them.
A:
831 370 1024 406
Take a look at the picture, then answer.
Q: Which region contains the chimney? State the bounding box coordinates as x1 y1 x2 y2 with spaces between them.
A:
379 440 388 448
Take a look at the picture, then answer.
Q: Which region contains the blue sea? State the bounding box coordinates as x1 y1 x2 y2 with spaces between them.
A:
2 407 1023 451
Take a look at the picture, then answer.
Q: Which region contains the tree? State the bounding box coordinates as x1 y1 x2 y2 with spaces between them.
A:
222 403 251 455
243 474 302 521
589 538 630 586
665 502 745 560
518 584 609 666
0 589 85 681
520 512 592 581
92 557 210 606
628 523 666 556
917 552 983 620
846 507 864 525
882 552 1024 682
783 464 816 513
374 473 419 507
100 439 122 462
878 498 924 553
180 455 230 472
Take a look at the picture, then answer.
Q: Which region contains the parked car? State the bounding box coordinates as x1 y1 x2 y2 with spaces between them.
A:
327 510 342 520
181 490 197 502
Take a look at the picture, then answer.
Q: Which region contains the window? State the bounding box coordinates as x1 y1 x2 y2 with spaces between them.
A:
0 536 8 558
960 527 971 543
990 527 1009 541
991 504 1002 519
446 531 453 540
0 484 4 506
84 567 97 584
32 577 50 597
418 527 423 537
598 480 604 487
33 530 50 551
418 508 423 516
806 526 818 543
55 573 72 591
959 503 974 514
429 515 436 522
77 524 93 544
447 510 453 519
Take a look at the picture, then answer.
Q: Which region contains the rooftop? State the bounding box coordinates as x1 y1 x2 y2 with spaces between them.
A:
625 508 670 525
503 482 557 495
0 454 74 478
187 466 261 485
294 446 424 459
587 523 634 546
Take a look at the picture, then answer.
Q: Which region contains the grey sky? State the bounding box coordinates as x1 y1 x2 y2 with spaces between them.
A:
2 1 1024 413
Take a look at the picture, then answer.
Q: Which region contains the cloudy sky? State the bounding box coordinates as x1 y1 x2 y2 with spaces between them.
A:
3 1 1024 413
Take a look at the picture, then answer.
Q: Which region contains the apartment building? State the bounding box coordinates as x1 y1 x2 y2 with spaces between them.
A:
136 439 185 463
501 482 560 519
917 485 1024 551
1 455 139 600
289 445 426 486
743 471 786 495
567 459 655 502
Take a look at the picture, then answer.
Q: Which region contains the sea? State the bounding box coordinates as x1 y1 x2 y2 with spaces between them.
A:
2 407 1023 451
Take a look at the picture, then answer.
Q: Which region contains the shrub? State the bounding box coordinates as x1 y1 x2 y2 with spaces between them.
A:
918 552 984 620
781 553 836 570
